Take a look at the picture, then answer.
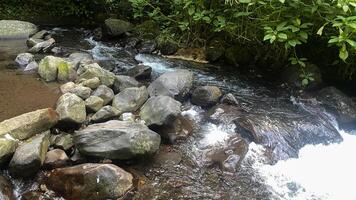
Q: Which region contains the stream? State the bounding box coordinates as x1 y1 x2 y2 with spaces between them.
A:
1 27 355 200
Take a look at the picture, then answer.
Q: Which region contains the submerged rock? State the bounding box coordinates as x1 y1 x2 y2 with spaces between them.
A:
9 132 50 178
92 85 114 105
15 53 34 66
91 106 121 123
148 69 194 100
140 96 182 127
103 18 133 38
47 163 133 200
317 86 356 128
74 120 161 159
112 86 148 113
0 138 17 166
191 86 222 107
56 93 86 125
113 75 140 93
0 108 58 140
0 20 37 39
0 175 16 200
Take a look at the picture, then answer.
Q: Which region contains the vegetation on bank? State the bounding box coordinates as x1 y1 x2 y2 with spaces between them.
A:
2 0 356 86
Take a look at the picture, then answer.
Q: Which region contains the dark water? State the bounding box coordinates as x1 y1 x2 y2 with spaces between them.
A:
0 28 354 200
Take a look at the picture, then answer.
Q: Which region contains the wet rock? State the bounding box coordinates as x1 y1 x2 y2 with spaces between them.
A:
113 75 140 93
29 38 55 53
138 40 157 54
140 96 182 126
68 52 93 69
47 163 133 200
221 93 239 105
43 149 69 169
0 138 17 166
51 46 66 56
50 134 73 151
224 44 253 67
92 85 114 105
127 65 152 80
156 35 178 55
208 104 241 125
24 61 38 72
79 77 101 89
91 106 121 123
152 115 193 143
148 69 194 100
38 56 66 82
0 20 37 39
74 120 161 159
202 136 248 172
93 27 103 40
56 93 86 125
77 63 116 87
26 38 43 47
15 53 34 66
70 150 87 164
154 148 182 167
0 175 16 200
0 108 58 140
9 132 50 178
191 86 222 107
112 86 148 113
282 63 322 88
60 82 92 99
317 87 356 128
85 96 104 113
31 30 49 39
103 18 133 38
205 40 225 62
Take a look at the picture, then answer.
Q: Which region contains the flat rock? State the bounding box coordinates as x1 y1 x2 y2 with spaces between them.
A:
0 20 37 39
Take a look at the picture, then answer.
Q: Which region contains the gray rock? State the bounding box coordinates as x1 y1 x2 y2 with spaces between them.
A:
43 149 69 169
26 38 44 47
126 65 152 80
0 20 37 39
148 69 194 100
191 86 222 107
85 96 104 113
31 30 49 39
0 138 17 166
113 75 140 93
91 106 121 123
9 132 50 178
77 63 116 87
103 18 133 37
68 52 93 69
112 86 148 113
50 133 74 151
92 85 114 105
0 108 59 140
0 175 16 200
15 53 34 66
47 163 133 200
79 77 101 89
28 38 55 53
56 93 86 125
24 61 38 72
140 96 182 126
60 82 92 99
221 93 239 105
74 120 161 159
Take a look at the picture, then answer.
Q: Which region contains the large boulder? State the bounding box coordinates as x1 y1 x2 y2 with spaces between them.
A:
92 85 114 105
56 93 86 125
91 106 121 123
140 96 182 126
0 175 16 200
0 138 17 166
77 63 116 87
148 70 194 100
47 163 133 200
38 56 70 82
113 75 140 93
103 18 133 38
0 108 58 140
317 87 356 128
15 53 34 66
74 120 161 159
191 86 223 107
112 86 148 113
9 132 50 178
0 20 37 39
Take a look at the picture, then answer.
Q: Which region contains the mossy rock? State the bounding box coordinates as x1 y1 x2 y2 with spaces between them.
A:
134 20 160 39
156 33 179 55
57 61 75 82
205 40 226 62
103 18 133 38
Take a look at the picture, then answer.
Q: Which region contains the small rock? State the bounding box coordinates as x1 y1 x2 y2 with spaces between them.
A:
113 75 140 93
0 138 17 166
103 18 133 38
26 38 44 47
15 53 34 66
191 86 222 107
9 132 50 178
31 30 49 39
92 85 114 105
221 93 238 105
79 77 101 89
77 63 116 87
126 65 152 80
50 134 74 151
56 93 86 125
29 38 55 53
60 82 92 99
47 163 133 200
24 61 38 72
43 149 69 169
85 96 104 113
138 40 157 54
68 52 93 69
112 86 148 113
91 106 121 123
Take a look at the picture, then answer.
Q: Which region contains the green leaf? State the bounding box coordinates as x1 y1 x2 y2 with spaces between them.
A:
339 45 349 61
317 26 325 35
278 33 288 40
239 0 251 3
299 32 308 40
263 34 273 41
346 39 356 48
277 22 288 31
328 37 339 44
188 7 195 16
302 79 309 86
279 0 285 3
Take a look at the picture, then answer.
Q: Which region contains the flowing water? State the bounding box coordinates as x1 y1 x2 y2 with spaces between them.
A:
1 28 355 200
